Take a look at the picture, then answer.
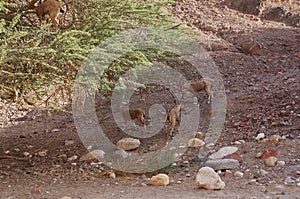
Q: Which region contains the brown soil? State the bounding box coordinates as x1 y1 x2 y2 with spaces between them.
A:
1 0 300 198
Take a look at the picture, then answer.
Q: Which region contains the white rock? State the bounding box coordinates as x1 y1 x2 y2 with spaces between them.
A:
259 169 269 176
234 171 244 178
117 138 140 150
277 160 285 166
150 174 169 186
23 152 30 157
80 150 105 161
38 150 48 157
188 138 205 148
208 146 238 159
255 152 263 158
109 171 116 179
205 159 240 170
255 133 265 141
297 182 300 187
194 131 204 138
265 156 277 167
196 166 225 190
269 135 281 144
67 155 78 161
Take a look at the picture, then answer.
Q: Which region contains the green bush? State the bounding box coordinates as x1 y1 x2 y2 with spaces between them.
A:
0 0 174 109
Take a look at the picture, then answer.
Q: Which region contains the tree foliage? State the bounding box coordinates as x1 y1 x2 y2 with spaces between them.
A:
0 0 174 109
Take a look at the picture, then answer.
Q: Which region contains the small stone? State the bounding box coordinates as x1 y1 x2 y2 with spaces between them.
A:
269 135 281 145
150 174 169 186
234 141 242 145
208 146 238 160
182 160 189 164
259 169 269 176
284 176 296 184
277 160 285 166
188 138 205 148
109 171 116 179
205 159 240 170
117 138 140 151
194 131 204 139
23 152 30 157
67 155 78 161
65 140 75 146
256 152 262 158
297 182 300 187
265 156 277 167
255 133 265 141
51 128 59 132
238 140 246 144
80 150 105 161
193 155 209 163
234 171 244 178
38 150 48 157
196 166 225 190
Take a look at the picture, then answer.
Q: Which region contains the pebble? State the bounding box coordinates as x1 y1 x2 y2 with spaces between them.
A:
269 135 281 145
109 171 116 179
117 138 140 151
208 146 238 159
60 197 72 199
23 152 30 157
150 174 169 186
195 166 225 190
265 156 277 167
234 171 244 178
284 176 296 184
258 169 269 176
256 152 262 158
277 160 285 166
80 150 105 161
297 182 300 187
205 159 240 170
194 131 204 138
193 155 209 163
188 138 205 148
67 155 78 161
255 133 265 141
38 150 48 157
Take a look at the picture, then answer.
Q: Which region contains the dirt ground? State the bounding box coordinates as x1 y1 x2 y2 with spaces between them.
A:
1 0 300 198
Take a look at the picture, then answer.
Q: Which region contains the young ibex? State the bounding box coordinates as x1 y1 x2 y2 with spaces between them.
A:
164 104 181 138
183 79 212 103
36 0 64 28
122 108 146 129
